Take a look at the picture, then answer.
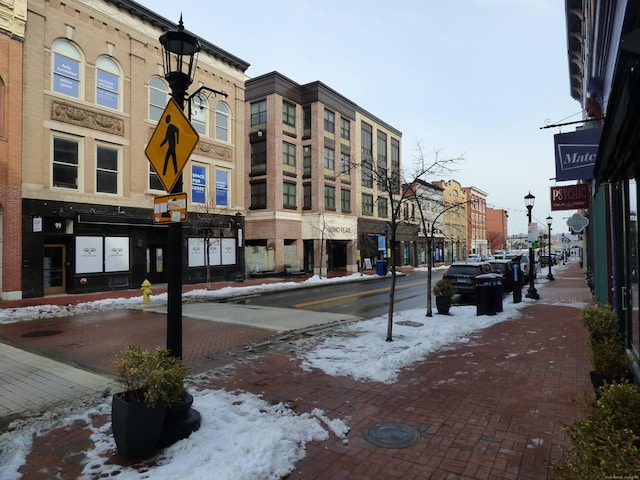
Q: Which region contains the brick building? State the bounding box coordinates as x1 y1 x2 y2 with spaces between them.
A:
20 0 249 297
244 72 405 275
0 0 25 300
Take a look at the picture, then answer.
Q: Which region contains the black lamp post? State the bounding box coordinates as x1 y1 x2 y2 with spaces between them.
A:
159 17 201 358
524 192 539 300
546 215 555 281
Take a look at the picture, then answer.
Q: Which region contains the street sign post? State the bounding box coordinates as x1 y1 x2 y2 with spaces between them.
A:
145 97 199 193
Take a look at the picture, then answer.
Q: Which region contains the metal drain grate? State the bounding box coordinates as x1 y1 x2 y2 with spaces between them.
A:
363 422 421 449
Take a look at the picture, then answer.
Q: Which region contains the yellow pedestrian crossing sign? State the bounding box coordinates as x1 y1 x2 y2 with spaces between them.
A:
145 97 199 193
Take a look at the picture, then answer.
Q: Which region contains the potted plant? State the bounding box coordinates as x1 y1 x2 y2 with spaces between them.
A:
551 382 640 478
580 305 632 391
433 278 455 315
112 344 188 459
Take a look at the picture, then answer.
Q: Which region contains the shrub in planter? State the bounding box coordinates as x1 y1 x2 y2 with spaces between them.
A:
580 305 632 388
114 344 187 407
551 382 640 479
433 278 455 315
580 305 618 344
112 344 188 459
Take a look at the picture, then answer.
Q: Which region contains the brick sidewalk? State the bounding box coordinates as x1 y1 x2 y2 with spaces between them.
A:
8 262 593 479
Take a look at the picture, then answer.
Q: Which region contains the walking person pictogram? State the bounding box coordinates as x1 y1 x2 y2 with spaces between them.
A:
160 114 179 175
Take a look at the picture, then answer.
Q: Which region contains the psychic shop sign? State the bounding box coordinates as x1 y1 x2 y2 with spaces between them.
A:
550 184 590 211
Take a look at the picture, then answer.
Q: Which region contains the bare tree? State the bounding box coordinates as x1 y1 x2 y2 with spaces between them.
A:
410 192 467 316
310 213 334 278
358 144 463 341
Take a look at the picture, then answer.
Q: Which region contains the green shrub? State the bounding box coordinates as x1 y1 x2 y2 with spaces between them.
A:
551 382 640 479
114 344 187 407
591 335 631 378
433 278 455 298
580 305 617 343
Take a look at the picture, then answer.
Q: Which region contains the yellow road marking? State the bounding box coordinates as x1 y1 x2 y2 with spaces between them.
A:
293 279 428 308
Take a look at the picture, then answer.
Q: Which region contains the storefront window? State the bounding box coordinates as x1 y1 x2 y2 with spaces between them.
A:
629 180 640 358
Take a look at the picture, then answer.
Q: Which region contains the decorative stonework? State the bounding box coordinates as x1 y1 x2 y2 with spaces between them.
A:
195 140 232 161
51 101 125 136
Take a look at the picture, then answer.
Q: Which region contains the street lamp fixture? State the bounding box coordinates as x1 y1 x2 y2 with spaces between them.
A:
160 16 201 107
159 17 201 359
524 192 539 300
546 215 555 281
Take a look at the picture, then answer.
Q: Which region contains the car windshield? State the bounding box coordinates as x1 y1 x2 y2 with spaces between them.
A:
449 266 481 275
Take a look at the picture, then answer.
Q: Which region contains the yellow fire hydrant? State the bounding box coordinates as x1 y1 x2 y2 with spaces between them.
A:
141 279 152 304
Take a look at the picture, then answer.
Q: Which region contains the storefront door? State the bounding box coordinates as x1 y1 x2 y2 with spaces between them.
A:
146 245 167 283
624 180 640 359
43 244 66 295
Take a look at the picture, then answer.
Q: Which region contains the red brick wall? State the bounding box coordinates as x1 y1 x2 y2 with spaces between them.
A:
0 35 24 297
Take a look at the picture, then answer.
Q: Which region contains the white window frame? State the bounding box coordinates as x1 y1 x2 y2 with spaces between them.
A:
52 39 83 99
95 142 122 195
95 56 121 110
52 133 83 191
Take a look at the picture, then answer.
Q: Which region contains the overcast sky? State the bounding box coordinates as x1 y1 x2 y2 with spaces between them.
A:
146 0 580 236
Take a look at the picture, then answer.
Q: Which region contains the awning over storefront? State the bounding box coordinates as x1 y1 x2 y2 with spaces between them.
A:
595 28 640 185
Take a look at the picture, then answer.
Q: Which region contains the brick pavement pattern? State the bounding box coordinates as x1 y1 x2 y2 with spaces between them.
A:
4 262 593 479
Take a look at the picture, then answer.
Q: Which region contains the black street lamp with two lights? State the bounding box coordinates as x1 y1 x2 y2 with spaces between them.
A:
524 192 540 300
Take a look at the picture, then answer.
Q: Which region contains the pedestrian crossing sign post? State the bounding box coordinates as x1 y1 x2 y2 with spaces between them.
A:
145 98 199 193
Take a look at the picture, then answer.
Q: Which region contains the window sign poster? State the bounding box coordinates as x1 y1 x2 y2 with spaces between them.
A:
188 238 205 267
105 237 129 272
208 238 221 266
221 238 236 265
53 54 80 97
76 236 103 274
192 165 206 204
97 70 119 109
215 170 228 206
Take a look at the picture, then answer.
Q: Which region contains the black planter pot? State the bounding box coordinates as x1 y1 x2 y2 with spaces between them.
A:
158 392 201 448
435 296 452 315
112 392 166 460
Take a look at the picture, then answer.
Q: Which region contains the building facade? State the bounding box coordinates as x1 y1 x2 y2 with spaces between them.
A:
244 72 403 276
564 0 640 376
21 0 249 298
486 207 508 254
0 0 25 300
433 179 468 261
463 186 488 257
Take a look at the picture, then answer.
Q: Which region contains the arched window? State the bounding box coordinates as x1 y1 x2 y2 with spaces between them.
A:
96 56 121 110
52 39 83 98
215 101 230 142
190 95 208 136
149 76 168 121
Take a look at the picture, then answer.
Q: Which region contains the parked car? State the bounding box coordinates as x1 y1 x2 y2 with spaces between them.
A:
488 259 515 292
442 261 495 297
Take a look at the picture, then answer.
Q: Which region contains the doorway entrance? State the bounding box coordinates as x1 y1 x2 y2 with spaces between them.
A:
146 245 167 283
43 244 66 295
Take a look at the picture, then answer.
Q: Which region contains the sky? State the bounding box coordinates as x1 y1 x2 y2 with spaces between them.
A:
0 265 589 479
146 0 580 236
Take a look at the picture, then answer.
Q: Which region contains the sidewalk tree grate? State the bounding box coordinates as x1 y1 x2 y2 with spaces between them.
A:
21 330 62 338
363 422 421 449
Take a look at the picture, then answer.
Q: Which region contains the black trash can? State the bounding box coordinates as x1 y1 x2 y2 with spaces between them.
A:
476 274 501 316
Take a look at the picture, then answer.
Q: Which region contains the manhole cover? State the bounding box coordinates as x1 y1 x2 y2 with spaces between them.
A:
21 330 63 338
363 422 421 448
395 321 424 327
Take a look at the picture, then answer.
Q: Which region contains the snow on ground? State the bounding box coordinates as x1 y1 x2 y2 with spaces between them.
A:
0 265 575 480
